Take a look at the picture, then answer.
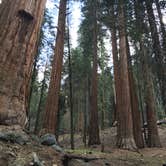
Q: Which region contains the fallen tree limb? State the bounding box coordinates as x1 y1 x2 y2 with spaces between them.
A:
64 154 103 161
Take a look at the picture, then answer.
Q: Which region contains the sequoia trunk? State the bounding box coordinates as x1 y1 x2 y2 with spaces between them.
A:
43 0 67 135
0 0 46 126
109 3 120 127
145 0 166 112
142 45 161 147
88 0 100 146
155 0 166 112
126 38 144 148
134 0 161 147
116 1 136 150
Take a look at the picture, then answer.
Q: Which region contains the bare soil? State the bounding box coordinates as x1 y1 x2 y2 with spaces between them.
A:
59 125 166 166
1 125 166 165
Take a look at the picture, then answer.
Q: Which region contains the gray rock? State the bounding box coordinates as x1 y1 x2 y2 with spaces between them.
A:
15 133 29 145
40 133 57 146
0 131 29 145
0 132 7 141
52 144 64 153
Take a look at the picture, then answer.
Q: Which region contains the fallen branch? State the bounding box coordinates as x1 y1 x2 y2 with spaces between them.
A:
62 153 104 164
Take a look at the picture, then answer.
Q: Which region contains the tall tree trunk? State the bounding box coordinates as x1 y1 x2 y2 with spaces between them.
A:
137 68 148 145
155 0 166 112
88 0 100 146
67 14 74 149
100 41 106 130
134 0 148 146
128 67 144 148
101 88 105 130
116 1 136 150
134 0 161 147
0 0 46 126
83 77 89 147
43 0 67 135
145 0 166 112
155 0 166 53
126 38 144 148
109 3 121 140
145 0 163 63
141 44 162 147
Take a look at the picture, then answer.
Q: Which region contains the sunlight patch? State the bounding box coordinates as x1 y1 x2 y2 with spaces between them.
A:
46 0 55 9
163 16 166 25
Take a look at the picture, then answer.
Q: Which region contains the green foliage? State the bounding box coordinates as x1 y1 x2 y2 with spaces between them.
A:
28 7 55 131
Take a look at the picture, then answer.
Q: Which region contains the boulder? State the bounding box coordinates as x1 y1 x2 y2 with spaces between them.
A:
40 134 57 146
0 128 29 145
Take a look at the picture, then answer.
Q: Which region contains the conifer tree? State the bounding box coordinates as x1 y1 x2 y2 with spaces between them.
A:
43 0 67 135
0 0 46 126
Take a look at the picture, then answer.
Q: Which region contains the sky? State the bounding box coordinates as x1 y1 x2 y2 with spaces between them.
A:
46 0 166 51
45 0 166 73
46 0 82 48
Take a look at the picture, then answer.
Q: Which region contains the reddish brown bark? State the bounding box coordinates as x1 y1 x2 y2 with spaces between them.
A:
109 4 121 143
145 0 166 112
67 16 74 149
134 0 161 148
116 1 136 150
142 45 161 147
43 0 67 135
0 0 46 126
155 0 166 112
88 0 100 146
129 69 144 148
109 5 120 125
126 38 144 148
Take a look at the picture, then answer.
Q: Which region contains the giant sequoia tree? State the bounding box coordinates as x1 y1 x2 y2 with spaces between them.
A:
43 0 67 135
88 0 100 146
116 0 136 150
0 0 46 126
145 0 166 112
134 0 161 147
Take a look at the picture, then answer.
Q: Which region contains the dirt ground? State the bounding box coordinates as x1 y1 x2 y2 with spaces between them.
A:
59 125 166 166
0 140 64 166
1 125 166 165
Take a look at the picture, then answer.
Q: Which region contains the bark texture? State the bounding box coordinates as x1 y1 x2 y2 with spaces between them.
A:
109 4 120 126
109 3 122 145
67 16 74 149
126 38 144 148
88 0 100 146
155 0 166 112
43 0 67 135
142 45 162 147
145 0 166 112
0 0 46 126
116 1 136 150
134 0 161 148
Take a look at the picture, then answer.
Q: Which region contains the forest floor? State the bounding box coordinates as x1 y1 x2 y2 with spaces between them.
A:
1 125 166 165
58 124 166 166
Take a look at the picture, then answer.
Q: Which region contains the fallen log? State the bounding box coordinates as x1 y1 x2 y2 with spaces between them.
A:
62 153 104 165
